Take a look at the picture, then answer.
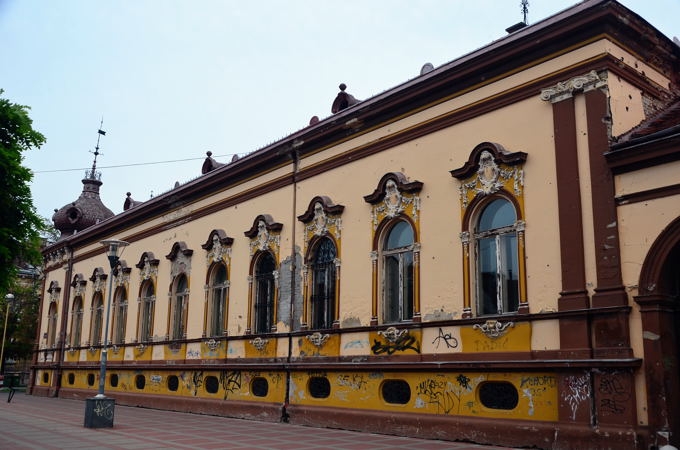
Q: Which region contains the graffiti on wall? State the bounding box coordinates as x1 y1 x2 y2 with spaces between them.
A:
414 374 475 414
432 328 458 350
220 370 241 400
562 373 590 421
598 372 630 416
371 333 420 355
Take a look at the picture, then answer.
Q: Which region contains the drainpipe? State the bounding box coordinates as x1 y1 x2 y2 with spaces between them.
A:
55 246 73 397
283 143 301 422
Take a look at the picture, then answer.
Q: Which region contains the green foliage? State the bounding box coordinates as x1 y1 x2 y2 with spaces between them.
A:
0 89 46 293
2 276 40 366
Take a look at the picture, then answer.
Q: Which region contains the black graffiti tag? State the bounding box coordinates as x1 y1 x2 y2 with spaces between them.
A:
371 333 421 355
432 327 459 349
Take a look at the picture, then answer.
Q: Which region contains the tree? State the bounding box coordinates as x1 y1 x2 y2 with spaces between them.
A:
0 89 46 294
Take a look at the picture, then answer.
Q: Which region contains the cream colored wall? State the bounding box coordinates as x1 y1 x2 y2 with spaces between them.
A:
296 94 562 323
44 32 675 351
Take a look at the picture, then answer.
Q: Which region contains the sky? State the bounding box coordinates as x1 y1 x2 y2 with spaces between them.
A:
1 0 679 222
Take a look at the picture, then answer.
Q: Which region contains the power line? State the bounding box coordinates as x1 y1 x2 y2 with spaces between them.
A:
32 153 239 174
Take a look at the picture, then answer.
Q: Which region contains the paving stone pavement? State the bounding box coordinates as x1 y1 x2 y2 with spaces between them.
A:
0 391 517 450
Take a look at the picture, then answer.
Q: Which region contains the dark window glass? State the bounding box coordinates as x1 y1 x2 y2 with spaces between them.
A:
251 377 269 397
67 373 75 385
478 382 519 410
254 252 276 333
209 264 228 336
70 297 83 347
310 237 337 329
171 275 188 340
475 198 520 315
309 376 331 399
42 372 49 384
91 293 104 345
87 373 95 386
382 379 411 404
135 375 146 390
205 376 219 394
139 281 155 342
382 220 414 323
112 287 127 345
110 374 119 388
168 375 179 392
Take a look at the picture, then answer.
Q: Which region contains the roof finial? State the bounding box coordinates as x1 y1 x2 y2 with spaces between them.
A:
88 117 106 179
521 0 529 24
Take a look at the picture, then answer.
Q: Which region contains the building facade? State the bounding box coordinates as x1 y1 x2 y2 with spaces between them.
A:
31 1 680 448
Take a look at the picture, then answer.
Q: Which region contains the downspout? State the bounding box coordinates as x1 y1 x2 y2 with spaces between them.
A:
54 246 73 397
283 143 301 422
28 265 48 394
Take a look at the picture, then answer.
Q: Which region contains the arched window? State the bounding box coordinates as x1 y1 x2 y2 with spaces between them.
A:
112 287 127 345
90 292 104 345
47 303 58 348
474 198 520 315
138 281 155 342
310 237 337 329
207 263 229 337
170 274 189 340
381 220 415 323
70 296 83 347
254 252 276 334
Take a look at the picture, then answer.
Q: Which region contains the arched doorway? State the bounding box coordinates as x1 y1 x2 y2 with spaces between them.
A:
636 216 680 448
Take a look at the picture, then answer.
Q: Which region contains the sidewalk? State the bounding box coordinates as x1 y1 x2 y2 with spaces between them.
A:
0 391 514 450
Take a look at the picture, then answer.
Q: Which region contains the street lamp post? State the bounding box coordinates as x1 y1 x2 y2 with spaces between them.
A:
1 293 15 374
84 239 128 428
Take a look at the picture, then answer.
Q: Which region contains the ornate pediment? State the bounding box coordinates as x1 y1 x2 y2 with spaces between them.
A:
201 229 234 265
244 214 282 257
450 142 526 210
136 252 160 281
364 172 422 231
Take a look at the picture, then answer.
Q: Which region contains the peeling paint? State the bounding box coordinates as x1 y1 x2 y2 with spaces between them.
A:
643 331 660 340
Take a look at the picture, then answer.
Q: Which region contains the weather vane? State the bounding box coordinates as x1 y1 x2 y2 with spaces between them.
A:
88 118 106 179
521 0 529 24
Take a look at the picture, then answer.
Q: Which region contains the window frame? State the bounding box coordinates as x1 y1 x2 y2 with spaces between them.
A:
379 218 416 324
472 197 521 316
308 236 338 330
137 280 155 343
253 251 276 334
111 286 128 345
70 296 84 347
90 292 104 346
206 262 229 337
169 274 189 340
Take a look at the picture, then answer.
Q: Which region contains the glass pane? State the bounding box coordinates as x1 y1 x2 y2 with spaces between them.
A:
255 253 275 333
502 233 520 312
478 199 516 232
403 252 414 320
311 238 337 329
383 254 400 323
213 264 227 284
385 221 414 250
176 275 187 292
478 237 498 315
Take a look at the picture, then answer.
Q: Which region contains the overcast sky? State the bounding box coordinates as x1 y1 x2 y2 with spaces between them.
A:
1 0 678 221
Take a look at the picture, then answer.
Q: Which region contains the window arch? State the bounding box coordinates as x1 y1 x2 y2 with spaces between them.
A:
46 302 58 348
381 219 415 323
90 292 104 345
451 142 528 318
309 236 338 329
137 280 155 343
364 172 423 325
253 251 276 334
473 197 520 315
70 296 84 347
111 286 127 345
169 274 189 340
206 263 229 337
